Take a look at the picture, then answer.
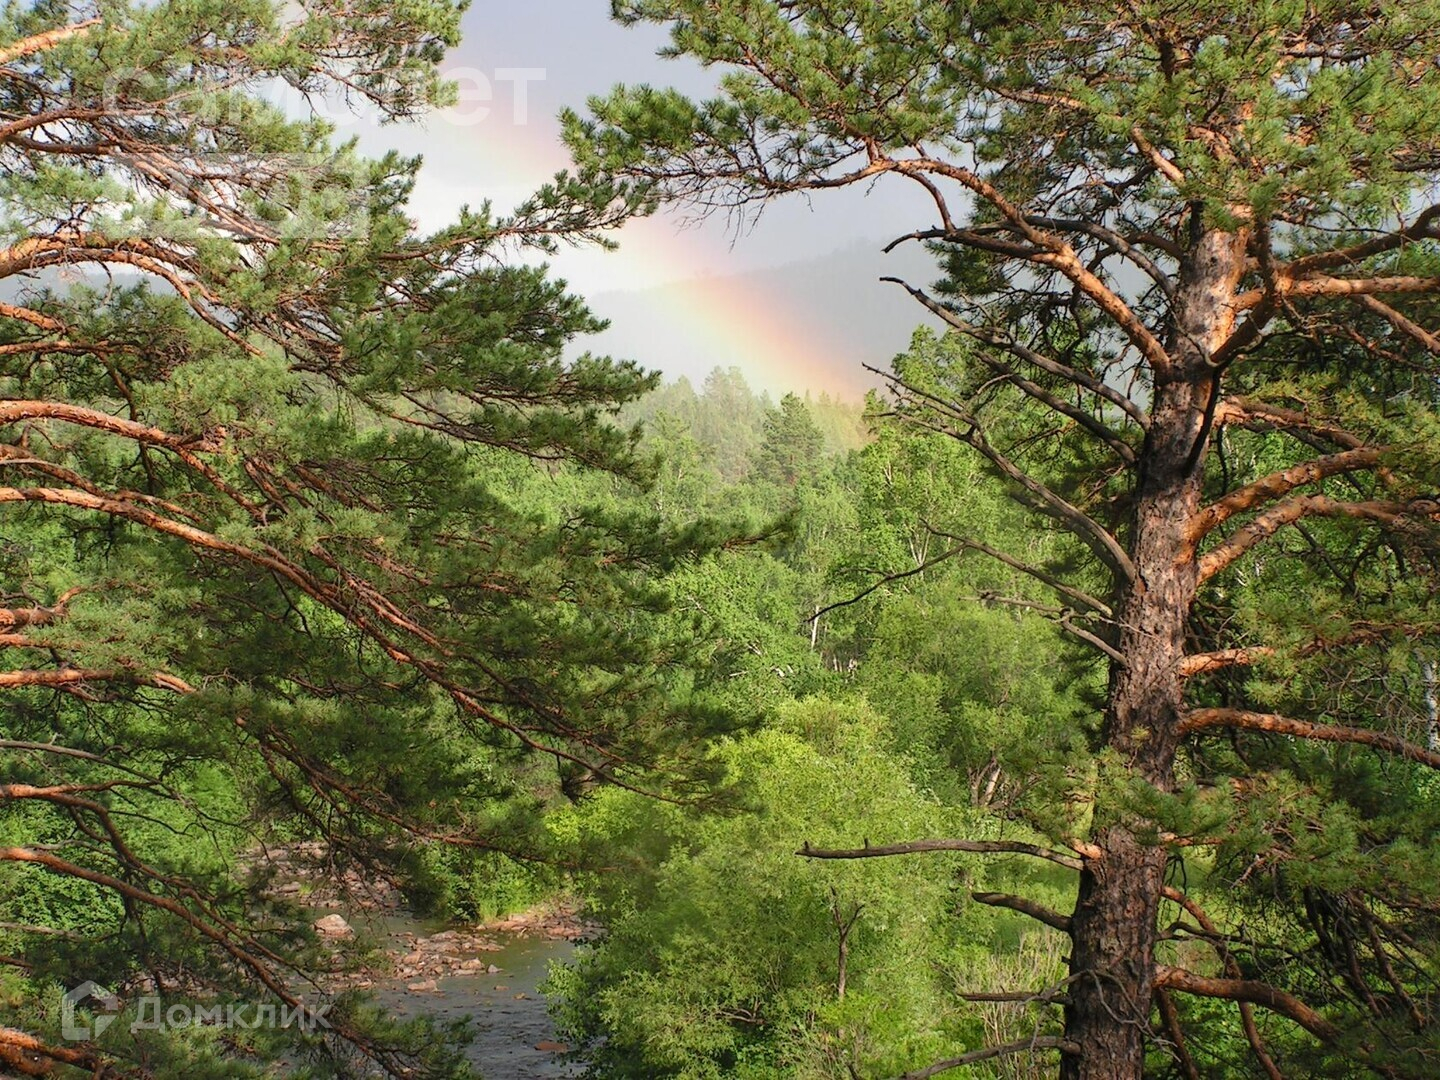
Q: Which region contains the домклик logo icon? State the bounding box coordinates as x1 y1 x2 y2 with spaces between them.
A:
60 981 120 1041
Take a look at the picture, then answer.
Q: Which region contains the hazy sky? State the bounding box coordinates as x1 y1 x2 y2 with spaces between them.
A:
335 4 945 398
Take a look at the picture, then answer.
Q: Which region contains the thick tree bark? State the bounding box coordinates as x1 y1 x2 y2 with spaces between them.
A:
1061 228 1246 1079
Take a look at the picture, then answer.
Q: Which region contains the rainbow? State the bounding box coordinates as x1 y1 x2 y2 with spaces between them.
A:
391 94 884 401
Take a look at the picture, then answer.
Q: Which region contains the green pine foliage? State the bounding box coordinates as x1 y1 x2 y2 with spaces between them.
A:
0 2 729 1076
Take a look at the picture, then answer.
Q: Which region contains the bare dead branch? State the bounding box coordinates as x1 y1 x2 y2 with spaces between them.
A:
1156 988 1202 1080
970 348 1138 465
962 592 1125 664
875 279 1149 429
891 1036 1079 1080
925 527 1113 617
880 377 1137 584
808 545 964 624
1160 887 1284 1080
972 891 1073 933
798 838 1083 871
958 984 1073 1005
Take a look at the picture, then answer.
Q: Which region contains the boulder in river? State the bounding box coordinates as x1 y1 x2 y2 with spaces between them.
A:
313 914 353 938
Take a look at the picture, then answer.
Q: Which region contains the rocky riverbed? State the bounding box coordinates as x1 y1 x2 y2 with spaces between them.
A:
255 844 593 1078
335 908 587 1079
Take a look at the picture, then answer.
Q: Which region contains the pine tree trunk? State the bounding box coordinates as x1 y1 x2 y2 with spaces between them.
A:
1061 228 1246 1079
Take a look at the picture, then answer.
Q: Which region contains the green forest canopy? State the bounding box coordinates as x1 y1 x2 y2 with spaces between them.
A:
3 2 1440 1080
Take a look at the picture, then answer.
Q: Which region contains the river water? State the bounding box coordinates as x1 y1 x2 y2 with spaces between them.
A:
350 911 584 1079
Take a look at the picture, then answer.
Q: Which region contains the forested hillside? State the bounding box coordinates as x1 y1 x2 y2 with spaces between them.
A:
4 2 1440 1080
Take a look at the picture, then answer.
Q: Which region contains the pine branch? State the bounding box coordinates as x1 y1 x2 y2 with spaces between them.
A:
1159 886 1284 1079
0 846 315 1019
0 485 660 782
1016 216 1178 294
889 156 1174 372
0 300 65 333
1352 293 1440 353
0 740 161 784
0 401 225 453
1188 448 1387 542
1213 398 1374 452
0 668 194 693
1155 966 1339 1043
1236 274 1440 308
0 587 84 628
0 846 420 1075
1199 495 1440 582
1130 124 1186 185
1179 647 1278 677
1182 708 1440 769
0 19 101 66
1181 622 1440 678
0 1026 122 1078
1287 205 1440 276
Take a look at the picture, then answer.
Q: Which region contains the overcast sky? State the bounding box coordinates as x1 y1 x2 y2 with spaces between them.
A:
334 4 945 398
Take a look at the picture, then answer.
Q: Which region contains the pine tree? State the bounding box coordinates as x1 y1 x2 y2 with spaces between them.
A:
565 3 1440 1076
755 393 825 487
0 2 715 1075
